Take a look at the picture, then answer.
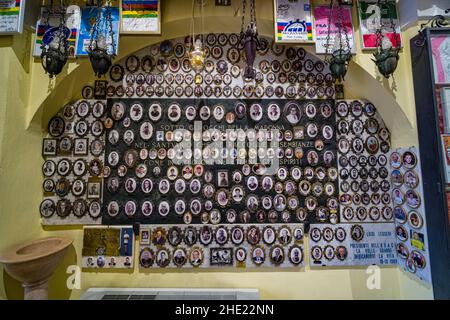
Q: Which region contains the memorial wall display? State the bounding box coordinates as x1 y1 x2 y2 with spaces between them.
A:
82 226 134 269
40 34 429 275
120 0 161 35
139 224 304 269
308 223 397 267
390 148 432 283
0 0 25 34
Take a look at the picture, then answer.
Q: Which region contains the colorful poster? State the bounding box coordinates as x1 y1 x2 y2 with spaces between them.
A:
274 0 313 43
33 5 81 58
314 5 356 55
76 6 120 57
120 0 161 34
0 0 25 34
358 0 402 50
431 36 450 84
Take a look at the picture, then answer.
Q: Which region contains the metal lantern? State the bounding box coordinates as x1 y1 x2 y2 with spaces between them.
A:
372 0 400 79
324 0 352 83
239 0 261 81
88 0 116 77
40 1 70 78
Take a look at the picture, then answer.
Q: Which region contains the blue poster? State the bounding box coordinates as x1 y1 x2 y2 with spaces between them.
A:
76 6 119 56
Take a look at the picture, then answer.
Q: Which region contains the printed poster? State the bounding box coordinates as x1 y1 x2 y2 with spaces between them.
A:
274 0 313 43
358 0 402 50
431 36 450 84
76 6 120 56
314 5 356 55
120 0 161 34
0 0 25 34
33 5 81 58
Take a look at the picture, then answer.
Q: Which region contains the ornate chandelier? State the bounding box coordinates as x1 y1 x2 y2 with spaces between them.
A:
189 0 206 72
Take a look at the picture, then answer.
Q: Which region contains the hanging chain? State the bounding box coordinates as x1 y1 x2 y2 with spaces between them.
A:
324 0 334 61
106 0 116 56
388 0 398 49
375 0 383 52
339 2 351 52
241 0 246 34
250 0 256 28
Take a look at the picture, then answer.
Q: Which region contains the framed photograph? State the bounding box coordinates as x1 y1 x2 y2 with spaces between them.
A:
357 0 402 50
314 5 356 55
273 0 314 44
0 0 26 35
74 138 88 156
42 139 57 157
94 80 107 99
120 0 161 35
87 181 102 199
210 248 233 266
431 37 450 84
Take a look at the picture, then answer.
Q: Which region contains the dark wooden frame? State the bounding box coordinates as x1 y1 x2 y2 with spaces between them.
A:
411 27 450 299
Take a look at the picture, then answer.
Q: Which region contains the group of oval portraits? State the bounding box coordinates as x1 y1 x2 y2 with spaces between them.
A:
139 225 304 268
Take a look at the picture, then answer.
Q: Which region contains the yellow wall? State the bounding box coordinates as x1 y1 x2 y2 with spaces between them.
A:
0 0 433 300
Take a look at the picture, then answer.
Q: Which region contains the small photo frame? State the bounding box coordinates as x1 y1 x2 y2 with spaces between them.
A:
140 227 151 245
94 80 107 99
74 138 88 156
42 139 57 157
87 181 102 199
210 247 233 266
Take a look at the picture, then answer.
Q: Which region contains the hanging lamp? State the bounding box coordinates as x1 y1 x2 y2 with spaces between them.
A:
324 0 352 83
189 0 206 72
88 0 116 77
372 0 400 79
40 0 70 78
239 0 261 81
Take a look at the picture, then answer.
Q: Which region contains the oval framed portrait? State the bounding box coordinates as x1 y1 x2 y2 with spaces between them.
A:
149 103 162 122
107 201 120 217
270 246 285 265
235 248 247 263
397 243 409 260
403 151 417 169
396 225 409 242
311 246 323 261
247 226 261 245
139 248 155 268
251 246 266 266
172 248 187 267
278 226 292 245
155 248 171 268
335 246 348 261
284 102 302 125
408 211 424 229
167 103 181 122
405 190 421 209
40 199 56 218
199 226 213 246
189 247 204 267
48 116 65 138
289 246 303 265
56 199 72 218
